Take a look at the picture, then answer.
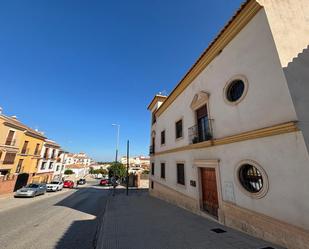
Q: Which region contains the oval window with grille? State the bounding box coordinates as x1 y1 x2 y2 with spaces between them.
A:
224 76 248 105
238 164 263 193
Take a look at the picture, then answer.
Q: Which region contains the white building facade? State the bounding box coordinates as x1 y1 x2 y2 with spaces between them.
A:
36 140 60 183
64 164 88 179
65 152 92 166
148 1 309 248
52 150 68 181
121 156 150 169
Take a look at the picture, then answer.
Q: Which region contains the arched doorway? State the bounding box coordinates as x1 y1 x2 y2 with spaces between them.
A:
14 173 29 191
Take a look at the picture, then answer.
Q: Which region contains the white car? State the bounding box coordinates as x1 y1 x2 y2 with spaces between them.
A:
46 181 63 192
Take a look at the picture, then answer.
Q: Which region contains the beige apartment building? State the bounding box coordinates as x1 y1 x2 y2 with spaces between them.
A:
148 0 309 248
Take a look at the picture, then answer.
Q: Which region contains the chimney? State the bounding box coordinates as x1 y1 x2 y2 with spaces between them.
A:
0 107 2 114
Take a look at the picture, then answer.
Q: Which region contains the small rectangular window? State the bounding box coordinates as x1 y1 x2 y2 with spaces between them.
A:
175 120 183 139
177 163 185 185
41 162 46 170
161 130 165 145
152 113 156 125
161 163 165 179
49 162 53 169
151 163 155 175
151 181 154 189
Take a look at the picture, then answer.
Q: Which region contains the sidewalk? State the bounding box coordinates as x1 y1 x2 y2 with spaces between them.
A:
96 190 283 249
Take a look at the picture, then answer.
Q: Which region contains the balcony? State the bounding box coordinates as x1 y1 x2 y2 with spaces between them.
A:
149 145 155 155
188 120 213 144
2 152 16 165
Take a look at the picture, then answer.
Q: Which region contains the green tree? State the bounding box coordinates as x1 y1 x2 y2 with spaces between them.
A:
89 167 94 174
108 162 126 178
64 169 74 175
99 168 108 175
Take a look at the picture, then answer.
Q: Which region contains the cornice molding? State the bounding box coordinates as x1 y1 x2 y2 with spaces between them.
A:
152 122 298 156
24 131 46 140
3 122 26 131
147 95 167 111
155 0 262 117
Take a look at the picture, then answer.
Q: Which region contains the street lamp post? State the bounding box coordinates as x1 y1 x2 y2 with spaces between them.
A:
112 124 120 162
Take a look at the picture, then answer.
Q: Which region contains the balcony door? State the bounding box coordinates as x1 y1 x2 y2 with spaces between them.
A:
196 105 209 142
5 130 15 145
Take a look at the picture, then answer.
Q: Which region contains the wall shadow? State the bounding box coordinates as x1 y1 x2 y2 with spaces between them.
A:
283 44 309 150
53 186 148 249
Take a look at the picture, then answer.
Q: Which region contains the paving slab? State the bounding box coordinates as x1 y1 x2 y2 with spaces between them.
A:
96 189 284 249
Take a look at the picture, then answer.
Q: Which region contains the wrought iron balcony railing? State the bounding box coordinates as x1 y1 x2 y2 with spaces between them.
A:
188 119 213 144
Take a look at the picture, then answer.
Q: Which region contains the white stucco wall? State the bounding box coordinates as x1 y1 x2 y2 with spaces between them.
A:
37 144 59 174
152 9 297 154
151 131 309 229
258 0 309 67
149 6 309 232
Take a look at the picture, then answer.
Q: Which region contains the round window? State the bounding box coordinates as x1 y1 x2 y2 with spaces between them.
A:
238 164 263 193
226 79 245 102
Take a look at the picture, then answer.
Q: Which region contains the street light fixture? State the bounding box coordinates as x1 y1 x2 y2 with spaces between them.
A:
112 124 120 162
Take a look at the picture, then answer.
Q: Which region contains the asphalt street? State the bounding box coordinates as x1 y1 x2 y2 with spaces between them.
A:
0 180 110 249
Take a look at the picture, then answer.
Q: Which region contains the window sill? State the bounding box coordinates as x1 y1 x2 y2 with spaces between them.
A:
175 136 184 142
176 182 186 190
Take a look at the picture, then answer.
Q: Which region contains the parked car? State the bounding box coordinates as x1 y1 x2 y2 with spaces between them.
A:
46 181 63 192
14 183 46 198
77 178 86 185
99 179 111 186
99 178 119 186
63 180 74 188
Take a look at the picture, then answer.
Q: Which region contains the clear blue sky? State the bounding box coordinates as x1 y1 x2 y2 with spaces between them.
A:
0 0 243 161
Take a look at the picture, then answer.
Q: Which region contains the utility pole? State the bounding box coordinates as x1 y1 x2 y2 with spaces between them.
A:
126 140 129 196
112 124 120 162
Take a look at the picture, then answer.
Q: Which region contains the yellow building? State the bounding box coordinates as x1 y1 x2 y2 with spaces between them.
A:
0 114 27 194
15 127 46 184
0 113 46 192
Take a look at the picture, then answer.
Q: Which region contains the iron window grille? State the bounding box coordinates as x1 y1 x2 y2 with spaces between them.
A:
152 113 156 125
238 164 263 193
175 120 183 139
149 145 154 155
161 130 165 145
226 79 245 102
177 163 185 185
161 163 165 179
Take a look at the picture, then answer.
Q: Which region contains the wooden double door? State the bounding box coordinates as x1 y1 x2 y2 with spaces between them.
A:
200 168 219 218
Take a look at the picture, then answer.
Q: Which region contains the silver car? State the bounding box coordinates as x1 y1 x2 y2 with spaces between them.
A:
14 183 47 197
